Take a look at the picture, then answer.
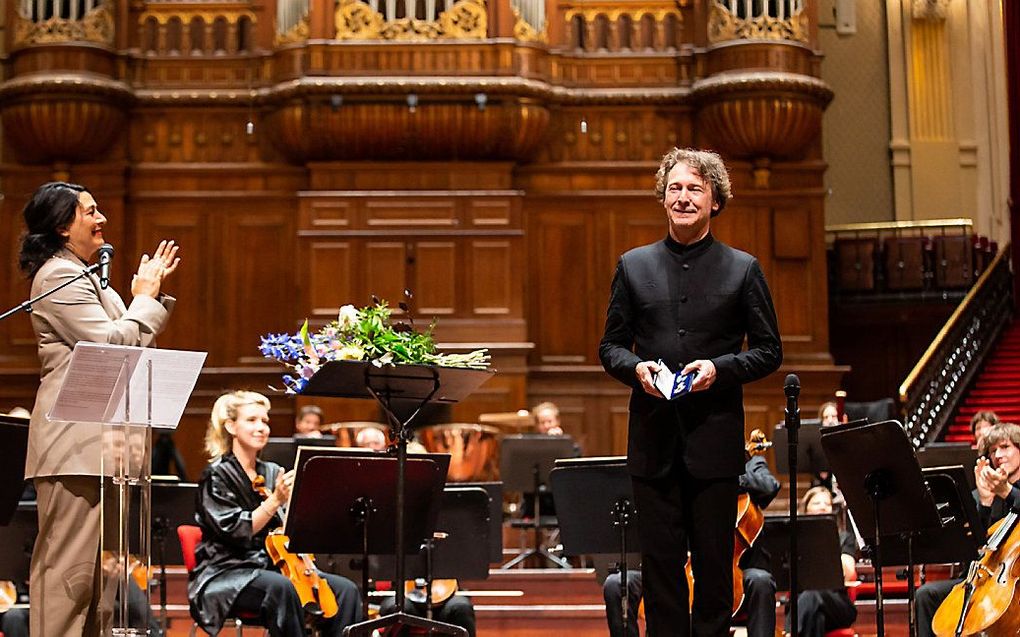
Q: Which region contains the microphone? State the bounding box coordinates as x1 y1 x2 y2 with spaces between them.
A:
98 243 114 290
784 373 801 397
784 373 801 431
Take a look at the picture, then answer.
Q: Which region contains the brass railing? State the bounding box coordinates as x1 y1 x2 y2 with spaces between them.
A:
898 245 1013 447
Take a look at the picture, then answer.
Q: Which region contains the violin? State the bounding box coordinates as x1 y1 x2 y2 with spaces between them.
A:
932 509 1020 637
253 475 339 618
685 429 772 615
403 531 458 606
101 551 151 591
404 578 459 606
0 581 17 613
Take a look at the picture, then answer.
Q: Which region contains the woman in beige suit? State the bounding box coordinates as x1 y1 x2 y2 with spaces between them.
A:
18 182 180 637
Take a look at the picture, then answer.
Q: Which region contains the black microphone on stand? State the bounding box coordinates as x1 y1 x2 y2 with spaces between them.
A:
98 243 114 290
784 374 801 427
784 373 801 637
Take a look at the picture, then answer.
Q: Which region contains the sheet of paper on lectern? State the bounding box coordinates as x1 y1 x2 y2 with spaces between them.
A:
49 342 206 429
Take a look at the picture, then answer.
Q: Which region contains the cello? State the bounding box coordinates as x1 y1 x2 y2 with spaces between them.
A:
686 429 771 615
932 508 1020 637
253 475 339 618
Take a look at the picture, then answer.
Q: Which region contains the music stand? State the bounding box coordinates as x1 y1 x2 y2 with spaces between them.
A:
820 419 943 637
917 443 979 490
151 480 198 633
550 456 641 634
500 434 576 569
0 415 29 526
261 435 337 470
759 514 845 593
0 504 37 584
285 448 450 617
455 481 504 564
298 360 492 637
371 486 492 621
860 465 983 567
772 420 866 476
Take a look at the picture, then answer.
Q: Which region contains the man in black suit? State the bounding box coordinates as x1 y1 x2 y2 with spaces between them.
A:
603 451 781 637
599 147 782 637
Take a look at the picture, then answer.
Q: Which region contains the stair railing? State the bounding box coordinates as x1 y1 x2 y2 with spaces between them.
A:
898 245 1013 447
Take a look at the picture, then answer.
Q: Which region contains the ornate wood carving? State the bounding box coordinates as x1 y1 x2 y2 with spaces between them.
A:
335 0 487 40
14 3 115 46
707 0 808 44
264 95 550 162
512 6 545 42
0 0 844 474
0 73 130 163
692 42 832 169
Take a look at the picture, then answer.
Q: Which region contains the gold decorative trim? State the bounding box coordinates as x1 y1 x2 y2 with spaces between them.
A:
911 0 949 21
335 0 486 40
275 13 309 44
826 218 972 234
511 6 545 43
563 7 679 23
138 9 257 25
15 3 115 46
335 0 386 39
707 1 808 44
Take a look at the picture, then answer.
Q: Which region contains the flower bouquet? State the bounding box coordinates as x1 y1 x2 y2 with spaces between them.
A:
259 300 491 394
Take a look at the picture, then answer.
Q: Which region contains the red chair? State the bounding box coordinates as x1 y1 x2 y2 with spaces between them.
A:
178 525 267 637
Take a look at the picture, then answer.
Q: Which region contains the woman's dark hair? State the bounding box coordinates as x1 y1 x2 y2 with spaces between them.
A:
18 182 88 278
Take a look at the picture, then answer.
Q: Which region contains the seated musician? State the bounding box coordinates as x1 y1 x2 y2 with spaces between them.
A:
355 426 388 451
785 486 857 637
603 449 781 637
188 391 363 637
969 410 999 448
811 402 844 492
294 404 325 438
915 421 1020 637
532 402 564 436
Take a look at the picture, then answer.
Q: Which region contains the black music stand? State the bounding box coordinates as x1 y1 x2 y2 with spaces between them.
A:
0 415 30 525
261 435 337 470
550 456 641 635
759 514 845 593
372 486 491 622
151 479 198 633
455 481 504 564
772 422 827 476
861 465 983 567
298 360 492 637
500 434 576 569
917 443 979 490
284 448 450 619
0 504 37 585
820 419 943 637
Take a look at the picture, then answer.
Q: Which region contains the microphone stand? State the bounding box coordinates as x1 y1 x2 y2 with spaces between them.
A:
0 263 101 322
784 374 801 637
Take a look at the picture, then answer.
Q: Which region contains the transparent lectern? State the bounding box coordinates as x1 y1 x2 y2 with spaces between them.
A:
49 342 205 636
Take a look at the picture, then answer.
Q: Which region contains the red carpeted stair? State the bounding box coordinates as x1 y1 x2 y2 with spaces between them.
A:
945 319 1020 442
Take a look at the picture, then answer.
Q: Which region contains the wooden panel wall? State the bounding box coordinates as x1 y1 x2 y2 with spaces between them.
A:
0 2 845 476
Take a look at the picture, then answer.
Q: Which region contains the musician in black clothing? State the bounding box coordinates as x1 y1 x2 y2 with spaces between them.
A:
188 391 362 637
599 148 782 637
785 487 857 637
915 422 1020 637
603 452 781 637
